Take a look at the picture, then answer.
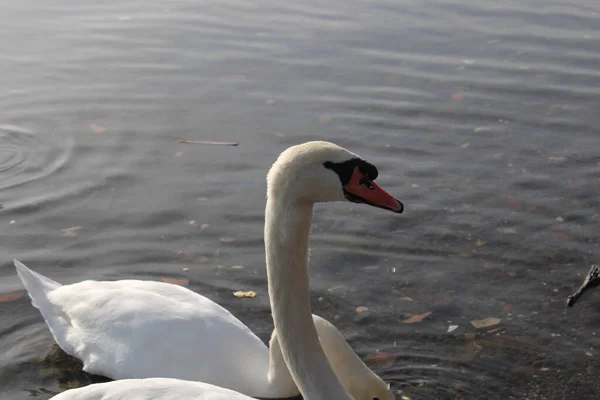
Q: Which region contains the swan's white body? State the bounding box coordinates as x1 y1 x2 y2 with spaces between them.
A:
15 261 388 399
15 263 288 397
19 141 403 400
48 378 256 400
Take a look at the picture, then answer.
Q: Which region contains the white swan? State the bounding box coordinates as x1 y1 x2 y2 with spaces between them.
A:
27 141 404 400
14 261 390 400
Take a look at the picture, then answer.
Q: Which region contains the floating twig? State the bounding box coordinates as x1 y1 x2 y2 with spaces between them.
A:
567 264 600 307
179 140 239 146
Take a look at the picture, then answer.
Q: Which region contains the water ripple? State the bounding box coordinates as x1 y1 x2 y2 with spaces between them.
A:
0 125 72 192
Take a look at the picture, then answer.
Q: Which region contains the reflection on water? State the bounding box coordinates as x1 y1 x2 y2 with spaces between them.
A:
1 0 599 398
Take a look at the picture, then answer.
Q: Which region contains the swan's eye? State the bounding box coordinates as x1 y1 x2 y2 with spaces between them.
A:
359 176 375 189
372 397 380 400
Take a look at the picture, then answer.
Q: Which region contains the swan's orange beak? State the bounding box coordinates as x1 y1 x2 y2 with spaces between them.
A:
343 167 404 213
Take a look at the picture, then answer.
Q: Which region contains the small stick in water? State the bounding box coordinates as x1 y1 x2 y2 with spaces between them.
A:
567 264 600 307
179 140 239 146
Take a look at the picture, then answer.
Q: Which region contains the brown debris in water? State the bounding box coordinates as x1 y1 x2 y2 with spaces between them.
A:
0 292 25 303
470 317 501 329
233 291 256 298
364 352 396 369
361 265 379 270
89 123 106 134
319 115 332 124
402 311 432 324
567 264 600 307
179 140 239 146
61 226 82 237
161 278 189 287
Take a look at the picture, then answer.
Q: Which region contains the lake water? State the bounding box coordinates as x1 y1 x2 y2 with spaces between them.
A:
1 0 599 399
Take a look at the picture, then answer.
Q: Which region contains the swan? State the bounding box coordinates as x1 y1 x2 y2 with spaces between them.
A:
24 141 404 400
15 261 391 400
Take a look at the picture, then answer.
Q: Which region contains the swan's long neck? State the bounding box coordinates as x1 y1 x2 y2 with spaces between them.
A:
265 198 354 400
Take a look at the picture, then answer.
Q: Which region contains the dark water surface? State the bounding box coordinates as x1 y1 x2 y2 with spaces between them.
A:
1 0 600 398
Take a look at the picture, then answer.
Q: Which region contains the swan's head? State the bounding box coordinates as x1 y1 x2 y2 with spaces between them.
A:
267 141 403 213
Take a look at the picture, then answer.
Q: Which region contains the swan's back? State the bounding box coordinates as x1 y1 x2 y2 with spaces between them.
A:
50 378 254 400
15 261 272 396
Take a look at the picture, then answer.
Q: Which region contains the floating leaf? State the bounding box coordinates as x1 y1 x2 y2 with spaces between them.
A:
230 265 244 270
403 311 432 324
61 226 82 237
507 271 517 277
364 353 396 369
447 325 459 333
89 123 106 134
507 198 521 210
452 93 464 101
457 251 474 258
483 263 494 270
400 296 413 302
548 156 567 164
470 317 501 329
220 237 235 243
460 142 470 149
492 153 504 159
233 290 256 298
475 239 487 247
497 227 517 234
179 140 238 146
161 278 189 286
319 115 332 124
555 216 564 223
0 292 25 303
200 224 210 230
174 152 184 157
356 306 369 313
552 232 573 241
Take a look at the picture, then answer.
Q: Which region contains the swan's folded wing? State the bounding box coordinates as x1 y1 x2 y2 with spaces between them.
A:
46 280 271 392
